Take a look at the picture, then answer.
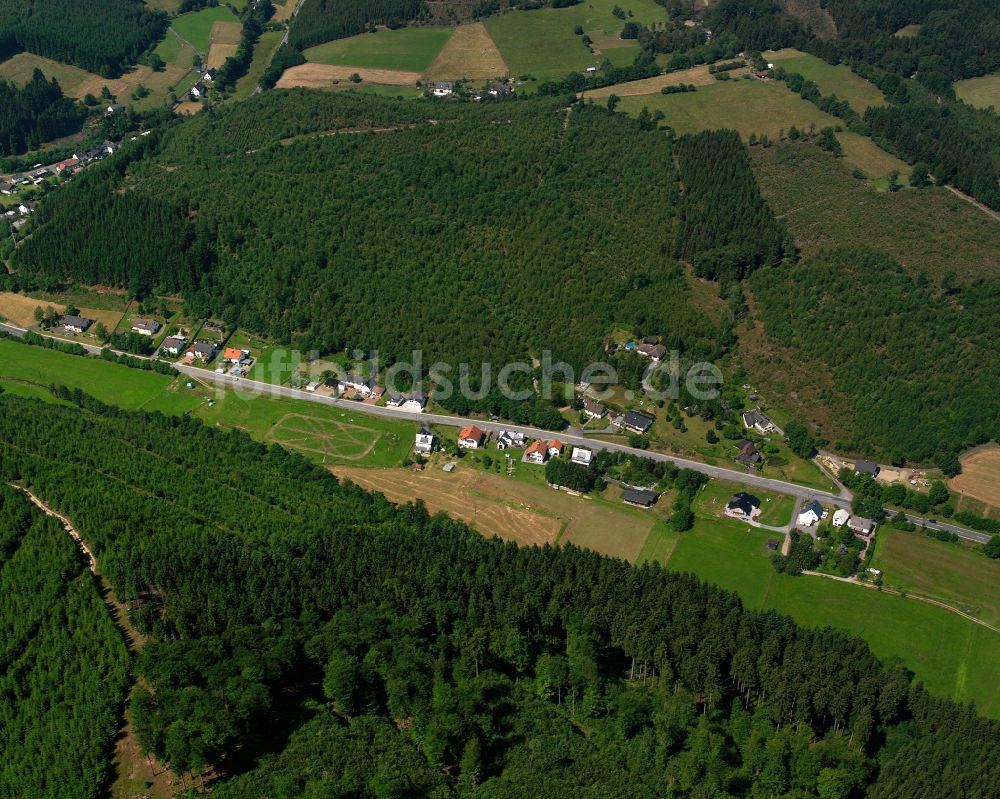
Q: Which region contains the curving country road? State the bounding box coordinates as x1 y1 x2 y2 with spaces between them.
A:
0 321 991 544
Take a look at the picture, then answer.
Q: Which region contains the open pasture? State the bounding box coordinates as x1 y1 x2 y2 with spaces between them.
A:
277 63 422 88
170 5 239 54
955 72 1000 110
486 0 666 80
206 20 243 68
424 23 508 81
0 292 65 328
764 48 886 110
616 78 837 141
304 26 453 74
266 413 381 461
951 445 1000 508
583 63 743 98
872 527 1000 628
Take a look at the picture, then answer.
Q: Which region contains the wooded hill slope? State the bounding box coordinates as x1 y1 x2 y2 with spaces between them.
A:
0 0 166 78
1 387 999 798
12 92 723 370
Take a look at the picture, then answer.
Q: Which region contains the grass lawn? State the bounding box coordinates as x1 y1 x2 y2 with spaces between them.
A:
761 575 1000 718
751 141 1000 283
170 5 239 54
758 493 794 526
871 527 1000 628
486 0 666 80
954 72 1000 110
305 27 454 73
637 480 1000 717
763 48 886 110
234 30 283 100
0 338 173 409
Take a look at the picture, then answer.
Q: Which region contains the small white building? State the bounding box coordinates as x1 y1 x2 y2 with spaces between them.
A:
742 410 775 435
131 318 161 336
571 447 593 467
832 509 851 527
797 499 823 527
432 81 453 97
496 430 526 449
458 425 485 449
415 427 435 455
306 381 319 393
524 440 548 464
161 336 186 356
401 394 427 413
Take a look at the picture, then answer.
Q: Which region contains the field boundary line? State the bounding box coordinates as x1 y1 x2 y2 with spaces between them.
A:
803 569 1000 634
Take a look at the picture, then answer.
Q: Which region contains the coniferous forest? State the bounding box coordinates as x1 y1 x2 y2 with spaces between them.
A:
0 483 130 799
0 389 997 798
0 0 166 78
0 69 85 156
12 93 723 371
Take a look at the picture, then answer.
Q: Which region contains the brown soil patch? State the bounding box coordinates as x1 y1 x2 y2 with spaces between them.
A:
174 101 204 115
583 63 746 99
334 465 562 546
424 22 507 81
951 445 1000 507
276 63 421 88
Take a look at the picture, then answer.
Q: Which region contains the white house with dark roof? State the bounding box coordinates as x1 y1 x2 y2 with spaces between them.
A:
131 318 161 336
161 336 186 356
725 492 761 521
415 427 435 455
742 410 775 435
61 314 93 334
796 499 824 527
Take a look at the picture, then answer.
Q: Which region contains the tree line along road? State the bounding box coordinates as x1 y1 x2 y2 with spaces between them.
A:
0 321 991 545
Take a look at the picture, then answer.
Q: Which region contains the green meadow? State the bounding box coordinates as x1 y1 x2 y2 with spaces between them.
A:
637 481 1000 718
304 27 454 73
170 5 238 54
0 337 173 409
763 48 887 110
954 72 1000 110
486 0 665 79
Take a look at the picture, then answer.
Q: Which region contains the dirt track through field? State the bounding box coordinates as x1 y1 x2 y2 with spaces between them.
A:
276 62 421 87
951 445 1000 507
334 466 561 546
424 23 507 80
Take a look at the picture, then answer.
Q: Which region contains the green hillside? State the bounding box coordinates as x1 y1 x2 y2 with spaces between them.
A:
12 92 721 372
1 388 998 797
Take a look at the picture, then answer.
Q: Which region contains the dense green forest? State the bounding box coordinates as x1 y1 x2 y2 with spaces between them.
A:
673 129 791 280
12 93 722 371
0 483 130 799
0 69 84 156
749 248 1000 470
820 0 1000 89
0 0 166 77
288 0 427 51
0 389 998 796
